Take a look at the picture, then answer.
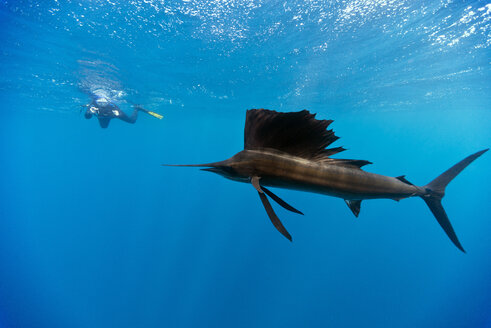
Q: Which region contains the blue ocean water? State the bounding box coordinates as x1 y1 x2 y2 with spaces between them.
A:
1 0 490 327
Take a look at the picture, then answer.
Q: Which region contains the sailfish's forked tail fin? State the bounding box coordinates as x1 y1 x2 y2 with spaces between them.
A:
421 148 488 253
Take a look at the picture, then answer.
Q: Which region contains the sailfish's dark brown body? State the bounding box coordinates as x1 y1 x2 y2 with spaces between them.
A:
166 109 487 252
215 149 424 200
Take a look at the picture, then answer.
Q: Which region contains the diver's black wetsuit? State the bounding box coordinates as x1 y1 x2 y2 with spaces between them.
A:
85 98 139 128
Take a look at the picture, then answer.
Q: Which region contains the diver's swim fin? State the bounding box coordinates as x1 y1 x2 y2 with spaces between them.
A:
146 111 163 119
133 104 163 119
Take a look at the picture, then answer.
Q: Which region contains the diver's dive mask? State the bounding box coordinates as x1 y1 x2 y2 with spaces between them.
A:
95 97 109 106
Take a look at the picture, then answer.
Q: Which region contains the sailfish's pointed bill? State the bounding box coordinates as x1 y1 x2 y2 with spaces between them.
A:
161 160 230 168
201 167 221 173
257 191 292 241
262 186 304 215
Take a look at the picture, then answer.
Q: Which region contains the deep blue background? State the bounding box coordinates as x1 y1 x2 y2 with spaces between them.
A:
1 1 490 327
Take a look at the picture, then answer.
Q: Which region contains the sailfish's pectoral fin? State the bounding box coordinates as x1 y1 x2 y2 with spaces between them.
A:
344 200 362 217
261 186 303 215
251 176 263 193
251 176 292 241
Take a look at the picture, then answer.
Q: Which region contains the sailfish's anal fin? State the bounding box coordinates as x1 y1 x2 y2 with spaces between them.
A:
345 200 362 217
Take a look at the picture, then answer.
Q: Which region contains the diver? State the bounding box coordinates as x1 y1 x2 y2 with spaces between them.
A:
83 96 162 128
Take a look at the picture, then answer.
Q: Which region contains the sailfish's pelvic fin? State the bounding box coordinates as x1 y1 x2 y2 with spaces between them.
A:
252 176 292 241
262 186 304 215
257 191 293 242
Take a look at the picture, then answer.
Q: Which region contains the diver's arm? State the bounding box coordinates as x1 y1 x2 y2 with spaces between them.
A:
80 104 89 114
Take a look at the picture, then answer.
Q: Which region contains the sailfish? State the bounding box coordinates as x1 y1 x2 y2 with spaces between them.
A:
165 109 487 252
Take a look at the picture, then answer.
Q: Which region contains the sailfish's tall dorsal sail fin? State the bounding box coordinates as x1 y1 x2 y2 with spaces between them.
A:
245 109 342 158
244 109 371 169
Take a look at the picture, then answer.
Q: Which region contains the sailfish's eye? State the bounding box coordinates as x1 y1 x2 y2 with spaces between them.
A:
219 166 237 176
